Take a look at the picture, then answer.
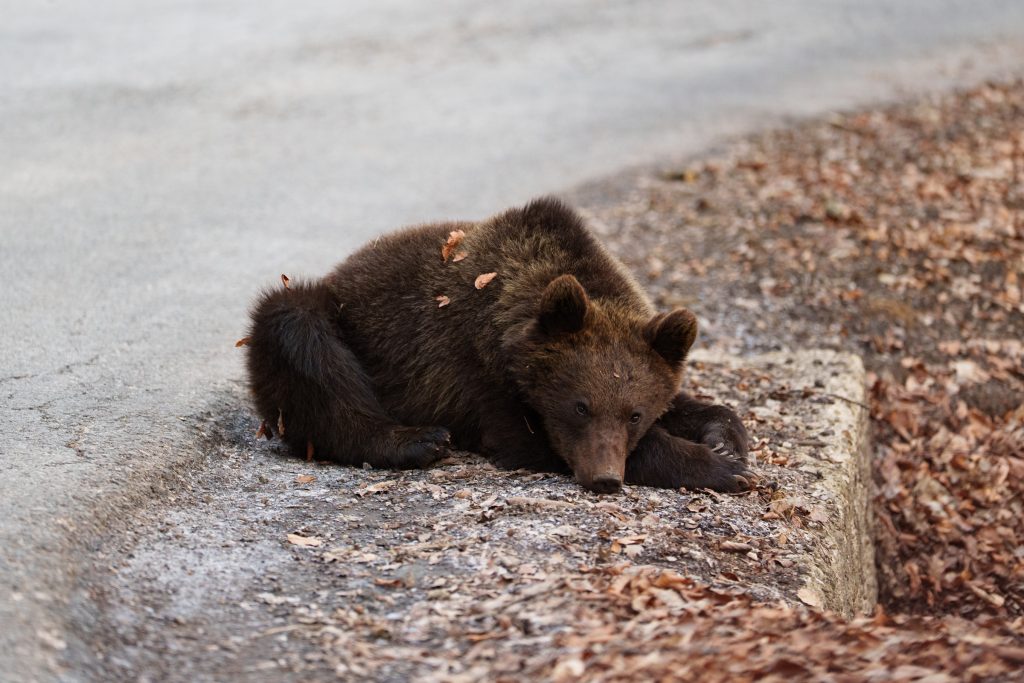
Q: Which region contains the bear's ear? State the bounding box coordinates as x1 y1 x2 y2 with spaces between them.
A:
645 309 698 368
538 274 589 337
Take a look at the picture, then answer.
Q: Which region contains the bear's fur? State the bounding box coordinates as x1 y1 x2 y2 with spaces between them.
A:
245 197 752 493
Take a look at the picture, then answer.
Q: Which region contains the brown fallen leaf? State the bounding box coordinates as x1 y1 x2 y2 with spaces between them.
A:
441 230 466 262
373 577 404 588
286 533 322 547
357 480 397 496
277 408 285 437
235 336 251 347
721 540 754 553
280 273 290 289
807 506 829 524
295 474 315 484
797 586 822 608
616 534 648 545
255 421 267 439
475 272 498 289
436 295 451 308
507 496 575 510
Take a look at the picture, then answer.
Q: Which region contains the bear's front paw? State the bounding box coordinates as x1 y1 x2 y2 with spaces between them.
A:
700 415 749 465
627 427 756 492
692 442 756 493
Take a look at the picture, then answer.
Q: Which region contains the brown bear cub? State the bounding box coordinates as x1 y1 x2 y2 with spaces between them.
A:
245 197 753 493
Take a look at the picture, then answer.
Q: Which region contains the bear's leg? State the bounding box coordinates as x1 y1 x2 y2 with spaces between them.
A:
625 393 753 492
655 392 749 461
246 281 449 469
476 402 568 474
625 425 755 492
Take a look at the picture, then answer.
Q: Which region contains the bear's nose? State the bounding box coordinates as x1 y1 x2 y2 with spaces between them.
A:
588 475 622 494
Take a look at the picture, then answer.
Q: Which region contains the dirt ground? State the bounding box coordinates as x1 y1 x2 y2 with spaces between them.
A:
78 352 855 682
72 80 1024 681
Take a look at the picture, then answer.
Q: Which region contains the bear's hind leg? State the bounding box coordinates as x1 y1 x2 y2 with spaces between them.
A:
246 281 449 469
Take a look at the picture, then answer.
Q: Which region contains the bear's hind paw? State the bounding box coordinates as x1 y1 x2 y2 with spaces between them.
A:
382 426 452 469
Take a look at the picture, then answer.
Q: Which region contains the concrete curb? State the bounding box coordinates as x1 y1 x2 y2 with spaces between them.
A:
692 349 876 616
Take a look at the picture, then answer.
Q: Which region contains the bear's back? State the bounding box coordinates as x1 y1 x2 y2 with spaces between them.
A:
478 197 653 316
322 198 654 429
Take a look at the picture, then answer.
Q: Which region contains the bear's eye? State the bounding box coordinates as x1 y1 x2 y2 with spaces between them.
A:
575 401 589 416
629 412 642 424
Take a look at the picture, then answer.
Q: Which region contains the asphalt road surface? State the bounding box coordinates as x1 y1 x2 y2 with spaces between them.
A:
2 1 1023 679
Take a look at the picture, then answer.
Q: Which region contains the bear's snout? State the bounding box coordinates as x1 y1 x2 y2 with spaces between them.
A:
586 475 623 494
570 426 628 494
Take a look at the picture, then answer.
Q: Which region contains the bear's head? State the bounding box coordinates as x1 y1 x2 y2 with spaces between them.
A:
510 274 697 493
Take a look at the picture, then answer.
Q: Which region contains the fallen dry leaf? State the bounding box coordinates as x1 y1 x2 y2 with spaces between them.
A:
475 272 498 289
507 496 574 510
616 534 648 545
452 251 468 262
235 336 251 347
357 480 397 496
295 474 315 484
436 295 451 308
441 230 466 262
280 273 290 289
720 540 755 553
286 533 322 548
807 507 829 524
797 587 822 608
255 421 267 439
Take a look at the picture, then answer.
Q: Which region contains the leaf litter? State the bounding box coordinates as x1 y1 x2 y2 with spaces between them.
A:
583 79 1024 672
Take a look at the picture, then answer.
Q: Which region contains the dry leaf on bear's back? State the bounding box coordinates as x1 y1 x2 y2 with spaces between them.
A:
286 533 322 547
441 230 466 262
475 272 498 289
436 295 451 308
280 273 290 289
277 409 286 437
295 474 315 484
235 336 251 347
452 251 468 262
